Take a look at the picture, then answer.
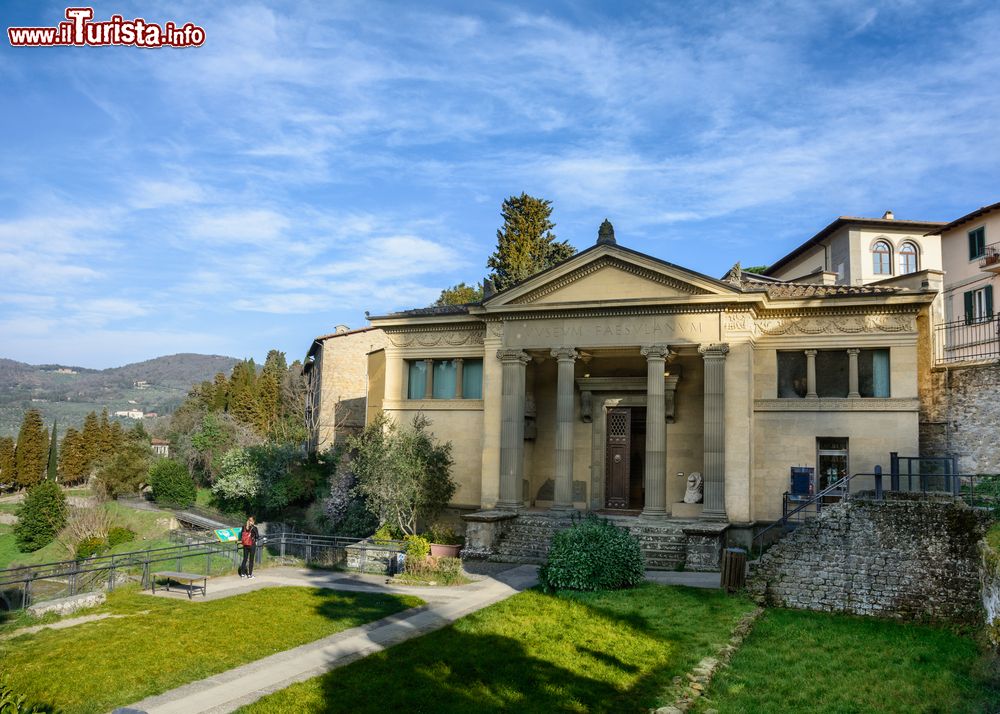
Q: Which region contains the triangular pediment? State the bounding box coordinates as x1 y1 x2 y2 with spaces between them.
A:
484 245 739 309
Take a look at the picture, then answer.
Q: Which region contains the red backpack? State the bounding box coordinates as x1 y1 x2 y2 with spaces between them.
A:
241 526 254 546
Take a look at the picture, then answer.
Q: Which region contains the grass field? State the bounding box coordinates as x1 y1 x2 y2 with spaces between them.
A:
987 521 1000 551
693 608 1000 714
0 586 423 714
242 584 756 713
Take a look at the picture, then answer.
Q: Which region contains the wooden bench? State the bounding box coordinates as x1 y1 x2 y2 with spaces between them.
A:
152 571 208 599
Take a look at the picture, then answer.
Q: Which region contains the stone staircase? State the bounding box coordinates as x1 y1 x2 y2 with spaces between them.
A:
489 512 695 570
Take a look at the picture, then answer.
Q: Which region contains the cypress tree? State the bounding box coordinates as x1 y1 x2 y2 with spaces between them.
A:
47 420 58 482
59 427 88 485
0 436 14 487
486 193 576 291
211 372 229 411
80 411 101 475
14 410 48 489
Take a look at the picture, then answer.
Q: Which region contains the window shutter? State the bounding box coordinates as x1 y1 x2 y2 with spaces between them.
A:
987 285 994 318
964 291 974 324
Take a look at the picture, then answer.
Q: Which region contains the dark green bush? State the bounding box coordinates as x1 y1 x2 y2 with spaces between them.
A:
539 515 645 592
13 481 67 552
373 523 403 543
148 459 196 507
107 526 136 548
75 535 108 560
331 499 378 539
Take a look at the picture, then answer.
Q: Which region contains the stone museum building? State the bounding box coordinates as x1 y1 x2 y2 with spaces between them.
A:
302 219 938 563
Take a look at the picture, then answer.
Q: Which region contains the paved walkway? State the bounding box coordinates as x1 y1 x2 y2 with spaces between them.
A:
645 570 721 589
118 565 539 714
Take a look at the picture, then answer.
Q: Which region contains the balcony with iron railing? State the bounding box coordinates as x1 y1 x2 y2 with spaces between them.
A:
980 243 1000 272
934 313 1000 364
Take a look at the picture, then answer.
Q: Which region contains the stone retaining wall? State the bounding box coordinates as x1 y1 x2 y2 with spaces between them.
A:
983 539 1000 648
749 494 990 624
921 363 1000 473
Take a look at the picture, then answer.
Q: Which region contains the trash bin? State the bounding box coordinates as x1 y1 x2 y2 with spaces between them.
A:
720 547 747 593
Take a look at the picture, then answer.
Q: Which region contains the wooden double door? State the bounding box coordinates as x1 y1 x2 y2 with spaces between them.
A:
604 407 646 510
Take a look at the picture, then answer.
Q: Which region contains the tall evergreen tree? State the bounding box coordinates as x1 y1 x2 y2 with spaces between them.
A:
47 420 58 482
486 193 576 291
0 436 14 487
14 410 48 489
59 427 89 485
211 372 229 411
80 411 101 475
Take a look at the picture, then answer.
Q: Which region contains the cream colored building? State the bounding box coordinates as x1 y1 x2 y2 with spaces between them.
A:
930 201 1000 364
360 222 935 531
765 213 944 286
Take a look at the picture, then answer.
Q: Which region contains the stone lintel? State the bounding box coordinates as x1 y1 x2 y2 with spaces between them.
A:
461 509 520 523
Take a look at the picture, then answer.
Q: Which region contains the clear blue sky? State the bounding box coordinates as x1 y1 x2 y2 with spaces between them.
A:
2 1 998 369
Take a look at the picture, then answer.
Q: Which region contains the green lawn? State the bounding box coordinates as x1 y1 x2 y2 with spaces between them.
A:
242 583 755 713
0 586 423 714
987 521 1000 552
694 608 1000 714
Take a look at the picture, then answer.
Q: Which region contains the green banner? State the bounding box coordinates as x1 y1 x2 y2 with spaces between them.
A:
215 528 242 542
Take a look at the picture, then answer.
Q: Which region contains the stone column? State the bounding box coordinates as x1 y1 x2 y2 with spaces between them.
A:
551 348 578 510
700 343 729 519
497 349 531 510
641 345 671 517
804 349 818 399
423 358 434 399
454 358 464 399
846 348 860 398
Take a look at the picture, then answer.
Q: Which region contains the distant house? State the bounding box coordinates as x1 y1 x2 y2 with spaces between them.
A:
114 409 145 419
133 380 150 390
144 412 158 418
151 439 170 457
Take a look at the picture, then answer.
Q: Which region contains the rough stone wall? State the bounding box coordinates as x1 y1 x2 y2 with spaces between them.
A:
983 539 1000 648
920 363 1000 473
749 494 989 624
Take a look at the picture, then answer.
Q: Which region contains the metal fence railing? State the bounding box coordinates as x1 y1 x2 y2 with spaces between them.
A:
0 532 407 613
934 314 1000 364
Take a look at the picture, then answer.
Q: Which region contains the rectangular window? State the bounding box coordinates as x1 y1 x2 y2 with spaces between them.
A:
406 358 483 399
817 437 848 491
858 349 890 397
815 351 848 398
969 226 986 260
777 351 806 398
462 359 483 399
407 360 428 399
964 286 994 324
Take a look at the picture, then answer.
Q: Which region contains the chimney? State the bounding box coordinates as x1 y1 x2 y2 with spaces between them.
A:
882 210 894 220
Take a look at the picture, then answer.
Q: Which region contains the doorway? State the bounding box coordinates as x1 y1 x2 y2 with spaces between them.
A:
605 407 646 510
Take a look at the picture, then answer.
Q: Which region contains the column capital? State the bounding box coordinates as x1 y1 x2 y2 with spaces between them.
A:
496 349 531 365
641 344 673 361
804 349 818 357
845 348 861 355
698 343 730 358
550 347 579 362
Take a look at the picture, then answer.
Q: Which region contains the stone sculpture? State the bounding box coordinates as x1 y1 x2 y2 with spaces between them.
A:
683 472 703 504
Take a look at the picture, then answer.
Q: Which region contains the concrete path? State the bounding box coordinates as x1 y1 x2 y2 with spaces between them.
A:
118 565 539 714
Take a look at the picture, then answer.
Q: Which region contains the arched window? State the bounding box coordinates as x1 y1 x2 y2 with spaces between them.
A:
898 242 918 274
872 241 892 275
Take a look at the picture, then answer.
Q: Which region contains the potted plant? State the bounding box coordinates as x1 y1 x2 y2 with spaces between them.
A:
426 524 464 558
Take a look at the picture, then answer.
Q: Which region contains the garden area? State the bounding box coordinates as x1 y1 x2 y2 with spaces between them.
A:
0 585 423 714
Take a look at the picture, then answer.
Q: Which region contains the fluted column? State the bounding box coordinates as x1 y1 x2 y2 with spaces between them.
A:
423 358 434 399
454 358 465 399
551 348 578 510
497 349 531 510
700 343 729 519
641 345 671 517
846 348 860 398
804 349 818 399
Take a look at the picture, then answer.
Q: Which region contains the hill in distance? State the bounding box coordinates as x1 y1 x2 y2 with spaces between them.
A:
0 353 242 438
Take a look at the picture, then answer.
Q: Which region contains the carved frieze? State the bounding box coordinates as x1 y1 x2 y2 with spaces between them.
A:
754 313 915 336
385 329 485 348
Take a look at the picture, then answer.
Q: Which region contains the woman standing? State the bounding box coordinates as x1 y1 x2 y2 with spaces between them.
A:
239 516 260 579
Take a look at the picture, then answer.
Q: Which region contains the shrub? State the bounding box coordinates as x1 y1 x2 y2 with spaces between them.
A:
403 534 431 564
401 555 465 584
13 481 68 552
75 535 108 560
331 500 378 539
148 459 196 507
107 526 136 548
373 523 402 544
94 441 152 499
58 506 113 555
211 443 303 515
539 515 645 592
426 523 463 545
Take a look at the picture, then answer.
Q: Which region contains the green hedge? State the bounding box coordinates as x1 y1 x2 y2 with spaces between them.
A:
149 459 196 507
539 515 645 592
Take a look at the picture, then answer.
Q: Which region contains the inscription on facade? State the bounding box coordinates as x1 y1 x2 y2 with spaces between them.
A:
504 315 718 348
